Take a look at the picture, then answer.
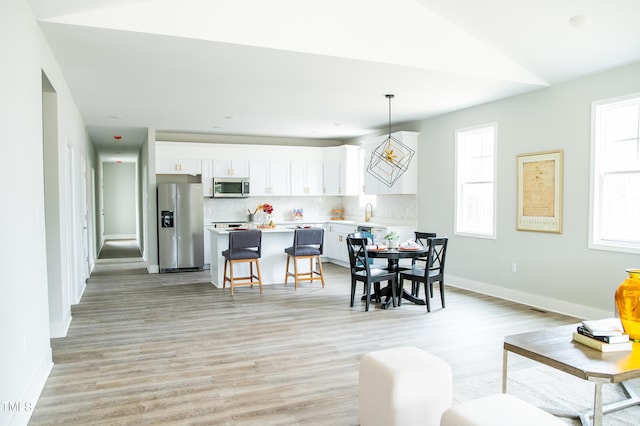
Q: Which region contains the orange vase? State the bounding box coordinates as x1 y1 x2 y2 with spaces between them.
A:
615 269 640 341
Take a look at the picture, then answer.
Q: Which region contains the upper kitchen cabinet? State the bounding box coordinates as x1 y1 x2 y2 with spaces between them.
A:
212 159 249 178
291 161 323 196
362 131 418 195
201 160 214 196
156 141 206 175
156 158 201 175
250 160 290 196
323 145 359 196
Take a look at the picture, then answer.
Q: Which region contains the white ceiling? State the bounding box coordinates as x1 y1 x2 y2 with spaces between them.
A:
28 0 640 161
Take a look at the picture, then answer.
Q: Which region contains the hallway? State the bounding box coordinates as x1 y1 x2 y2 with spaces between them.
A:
93 239 147 276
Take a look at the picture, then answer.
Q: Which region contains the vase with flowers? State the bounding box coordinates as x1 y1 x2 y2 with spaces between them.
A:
384 231 400 249
253 203 274 227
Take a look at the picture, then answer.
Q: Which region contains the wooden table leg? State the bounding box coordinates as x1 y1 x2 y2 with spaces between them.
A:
589 377 607 426
502 348 508 394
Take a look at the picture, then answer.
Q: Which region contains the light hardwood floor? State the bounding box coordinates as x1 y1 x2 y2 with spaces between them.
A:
30 261 577 425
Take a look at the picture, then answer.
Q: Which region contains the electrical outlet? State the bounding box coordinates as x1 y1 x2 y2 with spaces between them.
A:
511 263 517 273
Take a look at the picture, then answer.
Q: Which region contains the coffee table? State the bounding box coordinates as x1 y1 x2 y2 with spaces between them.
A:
503 324 640 426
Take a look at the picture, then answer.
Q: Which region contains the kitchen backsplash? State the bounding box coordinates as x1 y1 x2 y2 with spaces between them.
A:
341 195 417 223
204 194 417 223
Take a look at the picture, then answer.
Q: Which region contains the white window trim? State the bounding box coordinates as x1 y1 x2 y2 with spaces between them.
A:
589 92 640 255
454 122 497 240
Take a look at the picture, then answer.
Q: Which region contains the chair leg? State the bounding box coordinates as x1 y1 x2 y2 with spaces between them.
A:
229 262 235 296
423 281 431 312
350 278 357 307
284 255 290 286
365 281 371 312
293 257 299 290
255 259 263 294
398 277 404 306
390 279 397 308
439 280 445 308
223 259 228 289
316 256 325 288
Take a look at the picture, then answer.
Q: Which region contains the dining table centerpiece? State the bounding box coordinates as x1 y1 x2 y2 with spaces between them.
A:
384 231 400 249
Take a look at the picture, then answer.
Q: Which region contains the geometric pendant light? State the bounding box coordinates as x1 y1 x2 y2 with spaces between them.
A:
366 94 415 187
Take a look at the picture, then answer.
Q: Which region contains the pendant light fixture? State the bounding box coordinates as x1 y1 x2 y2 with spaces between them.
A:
366 94 415 187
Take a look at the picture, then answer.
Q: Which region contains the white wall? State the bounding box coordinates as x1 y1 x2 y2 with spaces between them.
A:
102 161 137 238
0 1 90 424
418 62 640 320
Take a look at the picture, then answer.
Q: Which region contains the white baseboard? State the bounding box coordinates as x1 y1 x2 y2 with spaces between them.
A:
73 281 86 305
49 312 72 339
447 274 612 320
148 264 159 274
9 348 54 426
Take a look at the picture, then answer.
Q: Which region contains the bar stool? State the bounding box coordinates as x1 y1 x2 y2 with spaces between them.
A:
284 228 325 290
222 230 262 296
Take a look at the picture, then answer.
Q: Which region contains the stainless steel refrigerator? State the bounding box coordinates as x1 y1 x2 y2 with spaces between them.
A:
158 183 204 272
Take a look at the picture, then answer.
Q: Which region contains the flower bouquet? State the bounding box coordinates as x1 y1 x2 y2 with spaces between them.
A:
254 203 275 227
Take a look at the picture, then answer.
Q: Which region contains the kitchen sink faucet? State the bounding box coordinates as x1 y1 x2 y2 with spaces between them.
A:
365 203 374 222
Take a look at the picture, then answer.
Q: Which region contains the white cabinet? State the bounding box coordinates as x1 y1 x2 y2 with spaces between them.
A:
323 160 341 195
250 160 290 196
325 222 358 266
156 158 201 175
201 160 214 197
213 159 249 178
323 145 360 196
291 161 323 196
362 131 418 195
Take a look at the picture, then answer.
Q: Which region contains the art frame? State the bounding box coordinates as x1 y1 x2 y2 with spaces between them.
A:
516 150 563 233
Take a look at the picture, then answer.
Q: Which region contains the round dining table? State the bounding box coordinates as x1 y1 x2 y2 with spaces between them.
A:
366 247 427 308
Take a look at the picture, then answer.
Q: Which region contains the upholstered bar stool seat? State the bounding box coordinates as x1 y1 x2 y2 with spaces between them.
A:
284 228 325 290
440 393 564 426
359 346 452 426
222 230 262 296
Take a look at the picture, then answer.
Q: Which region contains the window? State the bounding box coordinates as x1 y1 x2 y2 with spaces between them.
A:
455 123 496 238
590 94 640 253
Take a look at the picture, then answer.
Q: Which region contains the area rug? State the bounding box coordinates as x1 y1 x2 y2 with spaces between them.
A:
454 365 640 425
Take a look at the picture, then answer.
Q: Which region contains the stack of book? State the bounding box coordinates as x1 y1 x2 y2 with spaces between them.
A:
572 318 632 352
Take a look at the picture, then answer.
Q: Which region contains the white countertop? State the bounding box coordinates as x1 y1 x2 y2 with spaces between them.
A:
206 218 416 230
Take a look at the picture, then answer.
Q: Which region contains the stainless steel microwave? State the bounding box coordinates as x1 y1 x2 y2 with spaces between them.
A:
213 177 250 198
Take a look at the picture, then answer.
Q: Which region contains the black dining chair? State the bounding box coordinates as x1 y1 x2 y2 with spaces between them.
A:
222 230 263 296
348 231 386 296
346 236 397 311
284 227 325 290
410 232 436 296
399 237 448 312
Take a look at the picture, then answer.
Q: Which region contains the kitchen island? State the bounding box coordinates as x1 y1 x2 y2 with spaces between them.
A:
208 226 313 288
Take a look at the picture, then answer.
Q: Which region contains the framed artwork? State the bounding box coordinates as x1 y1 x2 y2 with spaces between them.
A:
516 150 563 233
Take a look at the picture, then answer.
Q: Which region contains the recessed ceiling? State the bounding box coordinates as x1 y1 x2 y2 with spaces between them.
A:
27 0 640 161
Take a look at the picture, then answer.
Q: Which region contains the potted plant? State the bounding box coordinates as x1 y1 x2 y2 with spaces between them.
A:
384 231 400 249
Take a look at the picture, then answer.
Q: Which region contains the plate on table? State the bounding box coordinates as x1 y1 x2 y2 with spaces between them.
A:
399 246 422 251
367 245 388 251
